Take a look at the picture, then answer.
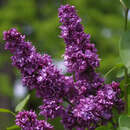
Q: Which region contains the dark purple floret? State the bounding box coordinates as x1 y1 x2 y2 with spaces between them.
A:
63 76 79 102
75 70 104 96
36 120 54 130
97 81 124 113
15 110 37 129
72 96 100 130
61 106 78 130
3 28 25 43
15 110 54 130
39 98 63 119
64 43 100 73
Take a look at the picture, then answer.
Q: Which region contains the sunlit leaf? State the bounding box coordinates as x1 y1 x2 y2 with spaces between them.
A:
6 125 20 130
119 127 130 130
15 94 30 112
0 108 15 116
104 64 124 78
119 115 130 130
96 126 109 130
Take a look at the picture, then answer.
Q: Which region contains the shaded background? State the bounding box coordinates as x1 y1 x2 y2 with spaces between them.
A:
0 0 127 129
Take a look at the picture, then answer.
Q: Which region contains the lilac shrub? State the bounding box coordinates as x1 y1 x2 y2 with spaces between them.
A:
3 4 124 130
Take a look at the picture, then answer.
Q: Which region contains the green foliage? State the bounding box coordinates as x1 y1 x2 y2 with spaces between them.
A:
119 31 130 68
0 108 15 116
119 115 130 130
123 0 130 8
50 117 64 130
104 64 124 78
6 125 20 130
96 126 107 130
15 94 30 112
96 123 114 130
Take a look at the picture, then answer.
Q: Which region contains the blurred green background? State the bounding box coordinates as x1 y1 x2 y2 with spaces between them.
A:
0 0 127 129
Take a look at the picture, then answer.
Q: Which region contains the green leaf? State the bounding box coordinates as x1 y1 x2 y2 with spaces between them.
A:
6 125 20 130
96 126 108 130
119 31 130 68
123 0 130 8
119 115 130 130
0 108 15 116
15 94 30 112
96 122 115 130
104 64 124 78
119 127 130 130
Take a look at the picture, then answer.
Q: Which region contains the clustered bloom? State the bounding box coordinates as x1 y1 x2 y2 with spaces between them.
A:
15 110 54 130
3 4 124 130
58 5 100 73
3 28 76 120
58 4 104 96
39 98 63 119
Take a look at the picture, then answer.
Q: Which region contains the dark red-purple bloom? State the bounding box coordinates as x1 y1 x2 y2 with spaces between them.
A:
15 110 54 130
58 4 100 73
58 4 104 96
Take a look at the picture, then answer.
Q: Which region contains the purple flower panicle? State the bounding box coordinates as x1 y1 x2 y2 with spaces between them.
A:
3 28 78 122
58 4 100 73
15 110 54 130
58 4 103 96
4 28 65 98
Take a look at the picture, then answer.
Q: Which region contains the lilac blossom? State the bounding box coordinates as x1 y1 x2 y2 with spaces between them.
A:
4 28 64 98
15 110 54 130
36 120 54 130
70 82 124 130
75 70 104 96
58 4 100 73
3 28 77 119
39 98 63 119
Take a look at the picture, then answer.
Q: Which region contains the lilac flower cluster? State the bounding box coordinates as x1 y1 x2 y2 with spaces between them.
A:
3 4 124 130
4 28 66 99
61 83 123 130
58 4 104 95
3 28 76 128
15 110 54 130
58 5 100 73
